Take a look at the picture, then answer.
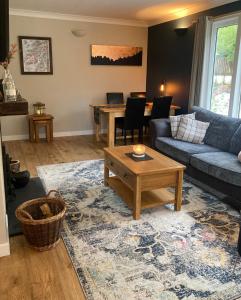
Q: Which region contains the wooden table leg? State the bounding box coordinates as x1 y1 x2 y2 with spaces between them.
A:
107 113 115 147
133 176 141 220
96 123 100 142
50 119 53 141
175 170 183 211
104 162 109 186
46 124 51 143
29 119 35 142
35 123 40 143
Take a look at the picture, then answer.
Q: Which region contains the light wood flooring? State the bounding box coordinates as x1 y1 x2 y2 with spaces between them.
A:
0 135 108 300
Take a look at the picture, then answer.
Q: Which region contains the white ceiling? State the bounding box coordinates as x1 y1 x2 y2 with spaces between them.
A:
9 0 237 26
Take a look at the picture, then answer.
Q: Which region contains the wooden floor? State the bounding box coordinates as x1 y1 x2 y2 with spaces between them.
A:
0 135 109 300
5 135 105 177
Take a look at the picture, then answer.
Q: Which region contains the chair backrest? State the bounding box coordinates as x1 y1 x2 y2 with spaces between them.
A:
106 92 124 104
151 96 173 119
124 97 146 129
130 92 146 98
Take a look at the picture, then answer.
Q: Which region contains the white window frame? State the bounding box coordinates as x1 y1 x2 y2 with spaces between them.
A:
200 13 241 118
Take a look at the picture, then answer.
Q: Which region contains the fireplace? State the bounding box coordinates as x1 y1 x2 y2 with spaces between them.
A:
2 144 15 207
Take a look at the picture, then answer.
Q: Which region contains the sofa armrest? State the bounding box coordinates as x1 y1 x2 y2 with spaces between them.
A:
150 118 171 148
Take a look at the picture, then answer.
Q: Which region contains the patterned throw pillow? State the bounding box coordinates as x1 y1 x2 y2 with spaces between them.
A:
176 116 210 144
170 113 196 138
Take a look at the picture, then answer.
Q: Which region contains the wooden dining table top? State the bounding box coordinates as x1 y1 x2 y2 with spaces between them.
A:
89 103 181 113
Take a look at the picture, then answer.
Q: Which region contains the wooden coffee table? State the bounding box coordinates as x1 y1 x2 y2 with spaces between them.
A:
104 145 186 220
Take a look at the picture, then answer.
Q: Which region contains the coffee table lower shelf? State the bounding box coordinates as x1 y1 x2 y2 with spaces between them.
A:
107 176 175 211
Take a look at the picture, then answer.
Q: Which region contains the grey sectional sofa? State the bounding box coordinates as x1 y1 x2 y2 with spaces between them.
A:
150 106 241 210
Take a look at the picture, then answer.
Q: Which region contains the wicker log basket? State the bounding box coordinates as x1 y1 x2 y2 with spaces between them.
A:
15 190 66 251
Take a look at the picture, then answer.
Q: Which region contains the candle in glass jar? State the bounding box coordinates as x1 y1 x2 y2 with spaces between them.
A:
133 144 146 156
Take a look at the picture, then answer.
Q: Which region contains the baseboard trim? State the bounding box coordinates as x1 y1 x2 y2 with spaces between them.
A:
0 214 10 257
2 134 28 141
2 130 95 141
54 130 94 137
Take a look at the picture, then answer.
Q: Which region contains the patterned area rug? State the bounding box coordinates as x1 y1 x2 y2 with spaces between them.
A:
37 160 241 300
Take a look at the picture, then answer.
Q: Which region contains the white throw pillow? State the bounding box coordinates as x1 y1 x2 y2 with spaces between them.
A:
170 113 196 138
238 151 241 162
176 116 210 144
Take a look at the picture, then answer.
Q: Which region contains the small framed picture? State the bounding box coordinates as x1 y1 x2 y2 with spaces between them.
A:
18 36 53 74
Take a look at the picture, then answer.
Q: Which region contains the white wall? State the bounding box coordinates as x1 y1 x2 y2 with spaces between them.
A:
1 15 147 139
0 129 10 257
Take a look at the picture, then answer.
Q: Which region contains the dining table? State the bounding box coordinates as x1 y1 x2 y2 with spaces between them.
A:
90 102 181 147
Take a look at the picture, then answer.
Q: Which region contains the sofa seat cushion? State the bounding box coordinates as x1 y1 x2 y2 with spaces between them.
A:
155 137 221 164
190 152 241 187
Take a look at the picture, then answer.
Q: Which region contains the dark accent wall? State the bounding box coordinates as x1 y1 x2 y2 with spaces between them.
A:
146 1 241 113
0 0 9 62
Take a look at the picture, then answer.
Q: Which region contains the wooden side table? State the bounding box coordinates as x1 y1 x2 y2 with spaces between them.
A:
28 114 54 143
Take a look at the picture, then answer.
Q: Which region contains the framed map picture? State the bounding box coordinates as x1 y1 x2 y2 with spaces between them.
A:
91 45 142 66
18 36 53 74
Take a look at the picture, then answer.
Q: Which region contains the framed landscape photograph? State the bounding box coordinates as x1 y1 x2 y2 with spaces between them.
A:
91 45 143 66
18 36 53 74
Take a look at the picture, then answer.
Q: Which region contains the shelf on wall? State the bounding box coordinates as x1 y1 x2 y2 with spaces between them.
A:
0 99 28 116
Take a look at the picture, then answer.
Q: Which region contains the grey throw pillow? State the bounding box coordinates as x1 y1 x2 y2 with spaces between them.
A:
176 116 210 144
170 113 195 138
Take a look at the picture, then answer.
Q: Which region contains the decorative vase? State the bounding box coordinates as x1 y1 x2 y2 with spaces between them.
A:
10 160 20 173
2 68 17 102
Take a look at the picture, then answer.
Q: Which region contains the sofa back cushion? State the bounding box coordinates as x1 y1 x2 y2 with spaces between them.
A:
192 106 219 123
230 125 241 154
191 106 241 151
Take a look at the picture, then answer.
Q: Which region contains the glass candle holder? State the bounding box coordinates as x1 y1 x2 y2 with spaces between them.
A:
33 102 46 115
132 144 146 158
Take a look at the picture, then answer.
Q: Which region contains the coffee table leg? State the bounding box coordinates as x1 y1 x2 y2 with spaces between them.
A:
133 176 141 220
175 170 183 211
104 163 109 186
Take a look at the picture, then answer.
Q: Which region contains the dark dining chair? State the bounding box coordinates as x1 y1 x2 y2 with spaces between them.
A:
106 92 124 105
144 96 173 131
130 92 146 98
107 93 124 137
115 97 146 144
151 96 173 119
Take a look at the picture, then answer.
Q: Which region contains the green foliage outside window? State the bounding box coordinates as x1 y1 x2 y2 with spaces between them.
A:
216 25 238 63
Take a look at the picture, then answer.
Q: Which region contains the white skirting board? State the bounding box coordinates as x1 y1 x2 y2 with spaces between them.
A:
2 129 95 142
0 215 10 257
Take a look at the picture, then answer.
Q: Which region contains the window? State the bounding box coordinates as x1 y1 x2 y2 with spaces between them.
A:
201 14 241 117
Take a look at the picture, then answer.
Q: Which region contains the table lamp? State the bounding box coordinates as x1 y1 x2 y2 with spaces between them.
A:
160 80 166 97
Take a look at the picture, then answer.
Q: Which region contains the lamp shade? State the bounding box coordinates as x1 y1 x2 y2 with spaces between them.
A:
160 80 166 96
